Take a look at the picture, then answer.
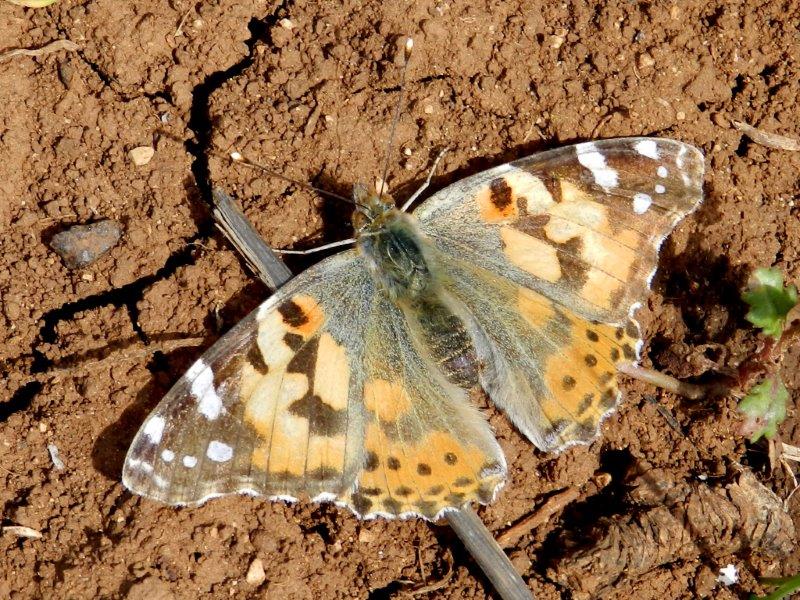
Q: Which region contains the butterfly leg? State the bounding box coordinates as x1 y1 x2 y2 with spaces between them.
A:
401 147 450 212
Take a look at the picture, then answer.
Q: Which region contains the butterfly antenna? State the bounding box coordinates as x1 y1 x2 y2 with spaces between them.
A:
226 151 366 209
378 37 413 197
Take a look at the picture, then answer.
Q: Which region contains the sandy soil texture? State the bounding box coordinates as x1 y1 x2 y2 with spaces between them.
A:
1 1 798 598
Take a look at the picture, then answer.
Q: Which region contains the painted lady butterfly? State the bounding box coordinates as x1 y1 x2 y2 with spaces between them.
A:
123 136 704 520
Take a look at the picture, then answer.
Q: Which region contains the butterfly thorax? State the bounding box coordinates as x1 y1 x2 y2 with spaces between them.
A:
353 183 434 302
352 183 481 389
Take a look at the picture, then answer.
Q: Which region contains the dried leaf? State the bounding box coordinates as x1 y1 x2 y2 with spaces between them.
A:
733 121 800 151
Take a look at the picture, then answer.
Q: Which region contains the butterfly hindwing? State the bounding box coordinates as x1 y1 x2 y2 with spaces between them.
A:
340 291 506 519
413 137 704 450
435 252 640 451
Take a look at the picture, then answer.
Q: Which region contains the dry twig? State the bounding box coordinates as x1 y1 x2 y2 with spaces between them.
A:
0 39 78 61
2 525 42 539
733 121 800 151
498 472 612 548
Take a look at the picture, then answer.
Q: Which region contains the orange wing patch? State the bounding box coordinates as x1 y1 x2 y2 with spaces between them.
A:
343 422 504 519
364 379 412 423
500 226 562 282
477 171 554 223
241 295 349 487
539 314 640 446
517 286 556 328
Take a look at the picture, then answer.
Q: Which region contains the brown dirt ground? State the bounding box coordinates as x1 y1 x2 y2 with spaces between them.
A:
1 0 799 598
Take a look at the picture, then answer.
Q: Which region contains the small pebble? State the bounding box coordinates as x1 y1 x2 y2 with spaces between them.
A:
49 219 122 269
245 558 266 586
637 52 655 68
129 146 155 166
47 444 65 470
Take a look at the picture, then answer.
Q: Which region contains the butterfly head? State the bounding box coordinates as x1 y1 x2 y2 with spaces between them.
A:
351 182 398 232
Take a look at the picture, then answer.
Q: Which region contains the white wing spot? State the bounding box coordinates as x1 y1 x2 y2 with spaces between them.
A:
127 458 154 473
634 139 659 159
161 449 175 463
143 416 165 444
183 455 198 468
207 440 233 463
187 359 223 421
676 145 687 168
632 193 653 214
657 165 668 178
655 184 666 194
576 142 618 191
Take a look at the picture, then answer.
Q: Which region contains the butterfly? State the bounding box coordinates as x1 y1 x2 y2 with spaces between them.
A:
122 137 704 520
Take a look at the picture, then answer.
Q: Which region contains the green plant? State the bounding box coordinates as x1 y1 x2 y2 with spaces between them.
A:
750 573 800 600
738 267 798 441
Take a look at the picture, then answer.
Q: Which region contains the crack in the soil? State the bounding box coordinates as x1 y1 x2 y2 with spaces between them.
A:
3 8 287 421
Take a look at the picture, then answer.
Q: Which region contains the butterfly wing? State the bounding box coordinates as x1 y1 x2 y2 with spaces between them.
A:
412 137 704 451
341 290 505 519
123 251 374 505
123 250 506 518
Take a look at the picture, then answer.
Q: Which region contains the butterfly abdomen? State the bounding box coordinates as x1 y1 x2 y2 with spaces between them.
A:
407 295 480 389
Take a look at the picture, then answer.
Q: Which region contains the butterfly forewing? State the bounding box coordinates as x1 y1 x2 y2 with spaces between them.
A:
123 251 374 505
415 137 704 324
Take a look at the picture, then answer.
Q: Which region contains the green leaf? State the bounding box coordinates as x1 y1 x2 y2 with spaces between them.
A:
739 375 789 442
742 267 798 339
749 572 800 600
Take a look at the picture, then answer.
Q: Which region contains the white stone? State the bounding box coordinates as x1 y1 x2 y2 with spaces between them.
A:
246 558 266 586
129 146 155 166
717 564 738 586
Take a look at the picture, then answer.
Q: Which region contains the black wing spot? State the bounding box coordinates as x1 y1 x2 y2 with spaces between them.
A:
444 452 458 465
387 456 401 470
417 463 432 476
278 298 309 328
246 343 269 375
562 375 577 390
365 452 380 472
489 177 513 210
586 329 599 342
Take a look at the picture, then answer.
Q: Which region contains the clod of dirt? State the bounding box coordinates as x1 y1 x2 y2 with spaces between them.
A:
548 467 796 598
49 219 122 269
